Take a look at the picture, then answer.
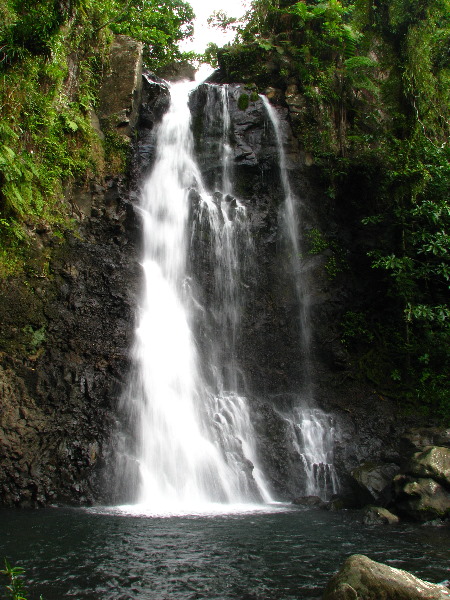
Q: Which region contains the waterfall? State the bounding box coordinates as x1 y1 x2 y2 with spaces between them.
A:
261 97 313 396
122 80 272 512
261 97 339 499
284 407 340 499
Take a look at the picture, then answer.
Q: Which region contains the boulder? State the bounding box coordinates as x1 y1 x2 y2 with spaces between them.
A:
362 505 400 525
401 429 450 453
351 461 400 504
285 83 307 116
324 493 362 511
322 554 450 599
156 60 196 82
406 447 450 488
135 73 170 174
393 474 450 521
292 495 327 508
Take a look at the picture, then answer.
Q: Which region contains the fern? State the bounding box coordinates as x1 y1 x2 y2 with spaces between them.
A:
344 56 377 69
342 25 359 59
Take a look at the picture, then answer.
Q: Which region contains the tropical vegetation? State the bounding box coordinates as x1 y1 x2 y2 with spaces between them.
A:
0 0 194 275
208 0 450 421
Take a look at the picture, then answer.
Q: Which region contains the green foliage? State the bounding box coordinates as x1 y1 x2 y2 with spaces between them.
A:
306 227 348 278
216 42 272 83
306 227 329 254
105 0 194 68
0 0 195 275
1 560 43 600
22 324 46 354
340 311 374 348
1 560 26 600
207 10 238 31
238 93 250 110
104 131 131 174
203 42 220 68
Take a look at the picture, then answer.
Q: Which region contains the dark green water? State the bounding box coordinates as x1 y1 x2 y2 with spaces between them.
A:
0 505 449 599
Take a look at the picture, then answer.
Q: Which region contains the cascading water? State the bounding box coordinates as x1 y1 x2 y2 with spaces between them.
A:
123 79 272 512
285 407 340 499
262 97 339 499
261 97 313 396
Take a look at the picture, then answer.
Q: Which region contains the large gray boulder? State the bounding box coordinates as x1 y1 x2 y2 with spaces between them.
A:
323 554 450 599
393 474 450 521
401 429 450 453
351 462 400 504
362 505 399 525
406 447 450 487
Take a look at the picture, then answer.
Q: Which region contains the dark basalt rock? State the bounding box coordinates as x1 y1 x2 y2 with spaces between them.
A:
134 72 170 176
351 461 400 505
186 82 409 500
0 52 170 508
0 180 141 507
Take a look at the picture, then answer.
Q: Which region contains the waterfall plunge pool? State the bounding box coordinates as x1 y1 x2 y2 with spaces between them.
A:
1 505 449 599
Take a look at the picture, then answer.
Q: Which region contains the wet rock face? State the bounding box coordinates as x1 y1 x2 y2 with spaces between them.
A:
98 35 143 135
134 73 170 176
0 180 141 507
187 81 409 500
189 82 314 397
0 72 435 507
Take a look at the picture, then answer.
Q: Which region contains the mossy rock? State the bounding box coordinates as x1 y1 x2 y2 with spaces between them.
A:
323 554 450 599
406 447 450 487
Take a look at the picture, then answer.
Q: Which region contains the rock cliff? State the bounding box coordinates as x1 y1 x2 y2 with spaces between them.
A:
0 37 144 507
0 47 440 508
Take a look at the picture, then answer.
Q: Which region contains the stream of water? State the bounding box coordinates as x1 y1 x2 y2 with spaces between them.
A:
261 97 338 499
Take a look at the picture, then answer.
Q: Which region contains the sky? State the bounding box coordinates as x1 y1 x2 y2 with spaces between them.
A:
179 0 250 54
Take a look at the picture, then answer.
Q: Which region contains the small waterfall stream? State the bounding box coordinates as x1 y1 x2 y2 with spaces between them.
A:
261 97 339 500
261 97 313 396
